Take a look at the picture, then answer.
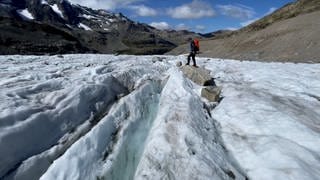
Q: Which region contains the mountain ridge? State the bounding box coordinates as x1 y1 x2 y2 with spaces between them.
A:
0 0 204 55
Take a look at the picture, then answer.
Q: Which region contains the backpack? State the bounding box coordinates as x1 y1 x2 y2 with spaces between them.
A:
194 39 200 52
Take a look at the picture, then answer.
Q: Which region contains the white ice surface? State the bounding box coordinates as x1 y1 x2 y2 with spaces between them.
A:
16 9 34 20
0 55 319 180
202 59 320 179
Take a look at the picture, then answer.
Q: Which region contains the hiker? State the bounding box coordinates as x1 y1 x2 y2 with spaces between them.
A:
186 38 199 67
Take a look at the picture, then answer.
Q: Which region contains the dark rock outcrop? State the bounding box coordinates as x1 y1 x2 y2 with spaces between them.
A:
0 16 90 55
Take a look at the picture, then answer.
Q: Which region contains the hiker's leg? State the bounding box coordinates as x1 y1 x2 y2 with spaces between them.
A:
187 53 191 65
192 53 196 66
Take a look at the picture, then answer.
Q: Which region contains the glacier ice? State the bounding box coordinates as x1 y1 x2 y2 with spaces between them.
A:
0 54 320 180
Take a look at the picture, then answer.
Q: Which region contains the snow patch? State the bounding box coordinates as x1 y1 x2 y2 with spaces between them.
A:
108 18 115 23
78 23 92 31
66 24 72 29
41 0 48 5
50 4 64 18
82 14 95 19
17 9 34 20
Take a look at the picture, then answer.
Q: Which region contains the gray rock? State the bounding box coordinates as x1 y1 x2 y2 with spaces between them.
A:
180 66 214 86
152 57 157 63
176 61 182 67
201 86 222 102
152 57 163 63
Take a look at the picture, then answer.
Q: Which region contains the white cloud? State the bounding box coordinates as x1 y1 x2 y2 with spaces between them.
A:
240 17 259 27
129 5 157 16
240 7 278 27
175 23 190 30
167 0 215 19
195 25 206 32
69 0 143 10
149 22 171 30
217 4 255 20
225 27 239 31
265 7 277 15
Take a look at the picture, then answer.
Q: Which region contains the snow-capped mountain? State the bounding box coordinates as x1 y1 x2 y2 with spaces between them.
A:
0 54 320 180
0 0 202 55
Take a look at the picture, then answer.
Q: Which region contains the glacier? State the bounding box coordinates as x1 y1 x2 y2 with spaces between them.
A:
0 54 319 180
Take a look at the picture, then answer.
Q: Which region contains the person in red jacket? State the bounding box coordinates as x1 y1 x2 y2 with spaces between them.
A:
186 38 199 67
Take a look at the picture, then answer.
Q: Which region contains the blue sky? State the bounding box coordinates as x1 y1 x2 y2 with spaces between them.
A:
70 0 294 33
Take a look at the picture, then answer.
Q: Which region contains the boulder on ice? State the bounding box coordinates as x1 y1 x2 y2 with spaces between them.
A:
180 65 214 86
201 86 222 102
181 65 221 102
